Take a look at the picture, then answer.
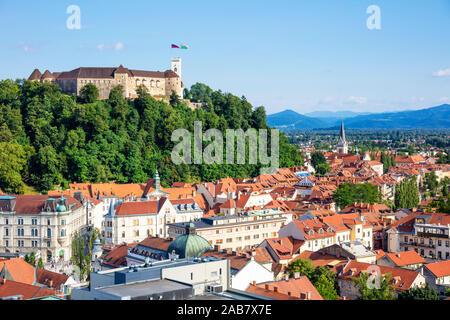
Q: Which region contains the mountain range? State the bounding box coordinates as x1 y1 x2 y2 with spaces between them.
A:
267 104 450 130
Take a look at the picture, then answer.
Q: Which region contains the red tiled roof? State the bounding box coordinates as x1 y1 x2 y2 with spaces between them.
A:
0 279 57 300
3 195 82 215
424 260 450 278
137 237 172 252
340 260 421 291
252 276 323 300
201 251 250 271
114 199 165 216
246 283 300 300
385 251 425 267
101 243 137 268
0 258 35 284
36 269 69 290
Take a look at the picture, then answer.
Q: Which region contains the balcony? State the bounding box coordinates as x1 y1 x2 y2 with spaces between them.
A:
401 241 435 249
417 232 449 239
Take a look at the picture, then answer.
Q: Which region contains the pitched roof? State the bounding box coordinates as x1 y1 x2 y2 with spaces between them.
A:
28 69 42 80
1 195 82 215
0 279 57 300
295 250 347 272
265 237 304 260
201 251 250 271
40 70 55 79
424 260 450 278
137 237 172 252
252 276 323 300
114 199 166 216
35 269 69 290
246 283 300 300
384 251 425 267
0 258 35 284
339 260 421 291
101 243 137 268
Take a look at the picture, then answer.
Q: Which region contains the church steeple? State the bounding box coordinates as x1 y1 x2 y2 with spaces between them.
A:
339 120 346 143
336 120 349 154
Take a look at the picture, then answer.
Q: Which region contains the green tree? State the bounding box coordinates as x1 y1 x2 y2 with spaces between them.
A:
397 283 439 300
0 141 26 194
315 163 331 176
395 177 420 209
287 258 315 278
352 272 395 300
37 257 44 269
169 90 180 106
79 83 99 104
314 274 339 300
71 228 101 282
311 152 326 168
424 171 439 194
334 183 382 208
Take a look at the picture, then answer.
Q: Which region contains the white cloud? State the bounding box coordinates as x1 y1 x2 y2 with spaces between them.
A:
433 69 450 77
114 42 124 51
347 96 368 104
440 97 449 102
96 44 105 50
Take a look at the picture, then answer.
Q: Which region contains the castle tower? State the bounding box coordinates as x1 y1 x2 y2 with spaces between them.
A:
336 120 349 154
171 57 182 79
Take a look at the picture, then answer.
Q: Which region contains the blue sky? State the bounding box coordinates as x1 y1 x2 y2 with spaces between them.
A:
0 0 449 114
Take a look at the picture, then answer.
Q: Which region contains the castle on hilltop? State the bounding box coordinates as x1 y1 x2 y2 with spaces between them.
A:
28 58 184 100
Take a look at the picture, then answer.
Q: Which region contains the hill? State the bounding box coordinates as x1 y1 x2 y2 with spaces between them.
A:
343 104 450 129
304 110 372 118
0 80 303 194
266 109 327 129
268 105 450 130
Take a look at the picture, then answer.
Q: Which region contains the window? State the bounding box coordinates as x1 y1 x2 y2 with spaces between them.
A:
122 231 125 238
32 219 37 225
446 241 449 247
47 219 51 226
47 228 51 238
226 238 232 243
5 240 8 247
61 229 66 237
5 219 8 225
5 228 8 236
18 218 23 225
438 240 442 246
190 272 193 280
61 219 66 226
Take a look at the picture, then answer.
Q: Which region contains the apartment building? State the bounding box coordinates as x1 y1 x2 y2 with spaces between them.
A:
167 209 289 251
387 212 450 260
0 195 87 262
104 197 203 245
279 214 374 254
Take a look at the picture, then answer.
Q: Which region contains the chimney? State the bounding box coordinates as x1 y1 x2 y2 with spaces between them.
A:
49 280 54 288
252 281 256 286
265 284 270 291
294 272 300 279
300 292 306 299
273 286 279 293
287 291 292 296
285 275 289 281
306 292 311 300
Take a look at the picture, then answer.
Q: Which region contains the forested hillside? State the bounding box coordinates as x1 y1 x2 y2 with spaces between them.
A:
0 80 303 193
